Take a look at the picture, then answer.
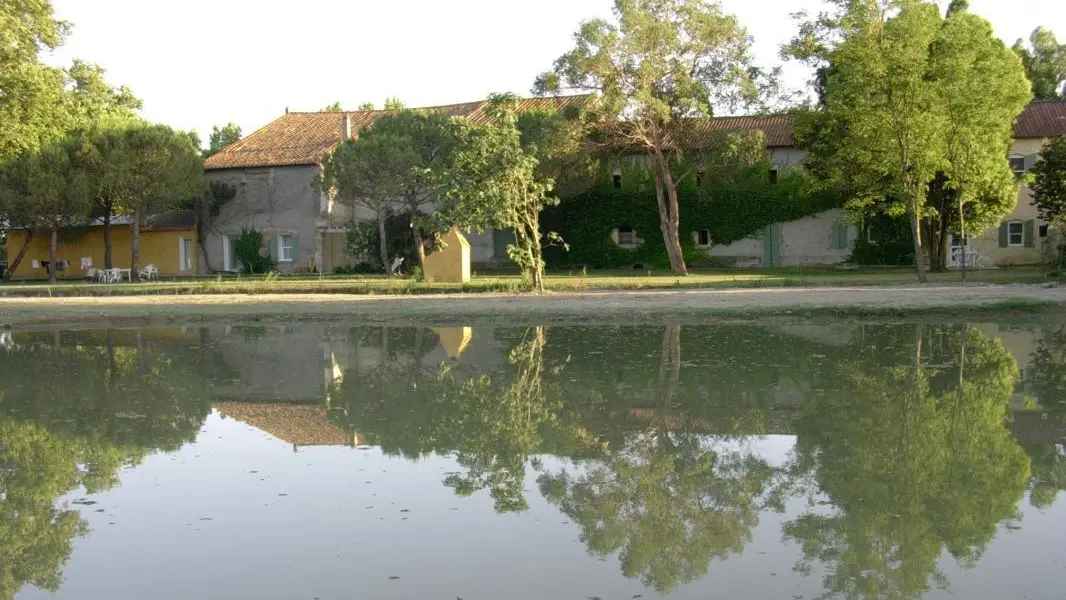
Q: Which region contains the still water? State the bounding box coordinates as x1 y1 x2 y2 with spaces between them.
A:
2 321 1065 600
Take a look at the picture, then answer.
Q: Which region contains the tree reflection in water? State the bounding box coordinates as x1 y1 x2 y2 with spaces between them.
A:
0 330 214 600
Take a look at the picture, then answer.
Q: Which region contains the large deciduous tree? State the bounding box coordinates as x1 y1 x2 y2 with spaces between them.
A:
928 4 1031 273
1031 136 1066 266
534 0 768 276
786 0 1029 279
1012 27 1066 100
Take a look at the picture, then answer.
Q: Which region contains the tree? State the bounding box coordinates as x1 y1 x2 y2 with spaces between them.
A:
348 110 461 269
0 136 92 283
788 1 947 282
204 122 242 159
927 4 1031 274
79 122 204 280
1032 137 1066 223
535 0 767 276
318 133 412 273
784 324 1030 599
1012 27 1066 100
356 101 375 111
321 101 343 112
383 97 405 110
0 0 68 161
436 94 559 291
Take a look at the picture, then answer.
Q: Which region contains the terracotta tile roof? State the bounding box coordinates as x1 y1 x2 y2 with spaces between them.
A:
204 95 592 170
1014 100 1066 139
206 99 1066 171
681 114 796 148
215 402 349 447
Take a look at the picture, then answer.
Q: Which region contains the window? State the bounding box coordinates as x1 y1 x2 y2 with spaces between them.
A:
1009 155 1025 177
617 225 635 247
278 234 294 262
612 173 622 190
179 237 193 272
769 168 779 184
1039 224 1049 238
1007 221 1024 246
696 230 710 247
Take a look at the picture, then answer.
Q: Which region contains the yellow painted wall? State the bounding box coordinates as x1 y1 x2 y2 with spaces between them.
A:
4 226 197 280
971 139 1052 266
424 227 471 283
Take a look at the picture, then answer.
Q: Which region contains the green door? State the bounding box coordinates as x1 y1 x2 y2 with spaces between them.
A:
762 223 782 268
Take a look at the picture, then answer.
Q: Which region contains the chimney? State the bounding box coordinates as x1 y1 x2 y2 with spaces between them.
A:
341 113 351 140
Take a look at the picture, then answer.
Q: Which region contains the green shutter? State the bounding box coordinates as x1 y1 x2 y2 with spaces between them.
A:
291 235 300 264
830 221 848 250
267 236 277 262
998 223 1008 248
1023 154 1038 173
1024 220 1036 248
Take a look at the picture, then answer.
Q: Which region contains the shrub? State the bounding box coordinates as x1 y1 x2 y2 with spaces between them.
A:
234 228 276 275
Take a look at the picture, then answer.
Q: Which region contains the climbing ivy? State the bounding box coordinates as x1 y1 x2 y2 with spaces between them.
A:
542 161 842 269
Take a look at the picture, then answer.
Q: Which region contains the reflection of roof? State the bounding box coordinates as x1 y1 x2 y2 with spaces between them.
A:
215 402 349 447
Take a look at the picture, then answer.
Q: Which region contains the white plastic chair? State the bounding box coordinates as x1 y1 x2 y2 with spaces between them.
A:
138 264 158 281
388 256 404 275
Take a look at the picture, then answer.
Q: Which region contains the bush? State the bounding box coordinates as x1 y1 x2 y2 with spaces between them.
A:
343 211 430 271
234 228 276 275
333 262 379 275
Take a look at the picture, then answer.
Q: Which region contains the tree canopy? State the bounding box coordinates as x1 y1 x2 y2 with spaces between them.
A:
204 122 242 158
535 0 770 276
1012 27 1066 100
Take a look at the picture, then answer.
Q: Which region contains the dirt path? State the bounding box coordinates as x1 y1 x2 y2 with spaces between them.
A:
1 284 1064 327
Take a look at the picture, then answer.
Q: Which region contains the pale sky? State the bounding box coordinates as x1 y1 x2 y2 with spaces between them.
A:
47 0 1065 145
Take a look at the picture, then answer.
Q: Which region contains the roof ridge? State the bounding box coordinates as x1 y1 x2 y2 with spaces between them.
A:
282 93 594 117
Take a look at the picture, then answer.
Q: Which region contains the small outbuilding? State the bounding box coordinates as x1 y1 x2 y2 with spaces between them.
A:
424 227 471 283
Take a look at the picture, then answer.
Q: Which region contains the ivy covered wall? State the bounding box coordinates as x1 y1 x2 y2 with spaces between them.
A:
541 161 843 269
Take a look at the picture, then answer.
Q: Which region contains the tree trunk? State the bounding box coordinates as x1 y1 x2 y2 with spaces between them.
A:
377 211 390 275
4 228 34 281
958 194 967 284
907 194 926 283
130 207 141 282
411 216 426 271
47 226 57 284
651 150 688 276
935 213 950 273
103 199 113 270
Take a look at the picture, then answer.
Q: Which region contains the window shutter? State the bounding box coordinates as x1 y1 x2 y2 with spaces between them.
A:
1024 220 1036 248
291 235 300 264
998 222 1008 248
1023 154 1038 173
267 236 277 262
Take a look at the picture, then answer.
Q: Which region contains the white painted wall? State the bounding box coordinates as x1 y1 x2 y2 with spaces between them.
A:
710 208 856 267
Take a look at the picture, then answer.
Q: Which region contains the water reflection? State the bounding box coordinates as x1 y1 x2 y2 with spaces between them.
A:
1 321 1065 599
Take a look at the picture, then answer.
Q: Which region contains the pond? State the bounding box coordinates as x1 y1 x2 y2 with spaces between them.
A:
2 320 1065 600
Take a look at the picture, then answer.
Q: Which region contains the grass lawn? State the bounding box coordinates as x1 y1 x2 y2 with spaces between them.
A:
0 266 1058 297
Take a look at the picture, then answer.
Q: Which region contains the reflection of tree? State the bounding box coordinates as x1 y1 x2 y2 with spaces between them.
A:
334 326 560 512
1024 444 1066 509
0 331 214 600
785 325 1030 600
1031 325 1066 407
538 324 779 593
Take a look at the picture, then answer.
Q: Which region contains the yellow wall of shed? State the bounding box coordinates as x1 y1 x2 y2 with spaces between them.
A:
4 226 197 280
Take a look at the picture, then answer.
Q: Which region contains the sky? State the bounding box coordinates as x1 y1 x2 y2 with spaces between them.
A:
47 0 1065 145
